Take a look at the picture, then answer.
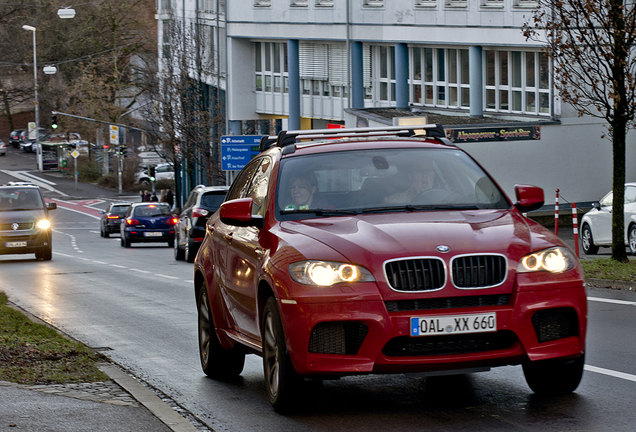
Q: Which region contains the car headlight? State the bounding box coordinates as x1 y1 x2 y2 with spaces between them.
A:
517 247 575 274
289 261 375 286
36 219 51 230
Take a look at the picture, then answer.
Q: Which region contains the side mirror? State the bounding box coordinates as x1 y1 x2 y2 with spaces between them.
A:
220 198 264 228
47 202 57 211
593 202 601 210
99 210 105 214
514 184 544 213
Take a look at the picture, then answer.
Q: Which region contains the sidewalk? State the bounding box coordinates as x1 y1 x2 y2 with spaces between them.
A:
0 363 205 432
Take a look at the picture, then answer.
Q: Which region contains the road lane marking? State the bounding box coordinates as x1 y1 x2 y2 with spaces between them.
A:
588 296 636 306
156 274 179 280
111 264 127 269
585 365 636 383
131 269 151 274
0 169 68 196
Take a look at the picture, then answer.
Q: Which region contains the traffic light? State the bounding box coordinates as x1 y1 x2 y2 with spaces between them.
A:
148 165 156 181
51 114 58 129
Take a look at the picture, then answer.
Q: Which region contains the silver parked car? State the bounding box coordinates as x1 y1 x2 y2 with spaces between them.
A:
580 182 636 254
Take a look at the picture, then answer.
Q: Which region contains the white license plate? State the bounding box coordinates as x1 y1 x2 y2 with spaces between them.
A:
5 241 27 248
144 232 162 237
410 313 497 337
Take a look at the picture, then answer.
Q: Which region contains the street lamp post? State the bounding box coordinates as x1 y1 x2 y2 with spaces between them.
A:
22 25 41 171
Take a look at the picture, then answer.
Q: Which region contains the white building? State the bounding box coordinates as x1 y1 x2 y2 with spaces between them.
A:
156 0 636 203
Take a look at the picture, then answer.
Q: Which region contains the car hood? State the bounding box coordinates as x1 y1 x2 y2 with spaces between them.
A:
278 209 568 295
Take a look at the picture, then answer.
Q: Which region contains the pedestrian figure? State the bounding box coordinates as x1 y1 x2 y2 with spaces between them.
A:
143 190 151 202
139 190 145 202
150 192 158 202
166 188 174 207
159 189 167 203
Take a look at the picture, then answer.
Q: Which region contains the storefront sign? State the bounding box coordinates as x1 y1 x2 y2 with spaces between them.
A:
447 126 541 143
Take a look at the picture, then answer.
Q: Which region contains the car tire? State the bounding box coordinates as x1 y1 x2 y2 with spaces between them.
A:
581 224 598 255
522 354 584 395
197 283 245 378
100 225 105 237
167 239 175 248
174 234 184 260
262 296 305 413
185 238 196 263
124 235 131 248
629 225 636 255
104 230 110 238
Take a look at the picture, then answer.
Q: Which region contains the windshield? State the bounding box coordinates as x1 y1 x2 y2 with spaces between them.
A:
0 187 45 211
276 148 509 220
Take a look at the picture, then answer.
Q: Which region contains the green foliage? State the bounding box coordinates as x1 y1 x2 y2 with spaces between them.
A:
0 291 109 385
581 258 636 282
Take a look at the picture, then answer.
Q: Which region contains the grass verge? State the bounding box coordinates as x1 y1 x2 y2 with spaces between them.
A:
580 258 636 282
0 291 109 385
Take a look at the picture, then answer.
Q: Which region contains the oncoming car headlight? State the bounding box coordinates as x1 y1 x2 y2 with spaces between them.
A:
517 247 575 274
289 261 375 286
36 219 51 230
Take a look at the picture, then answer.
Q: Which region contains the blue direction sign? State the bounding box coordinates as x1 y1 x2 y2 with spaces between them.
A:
221 135 264 171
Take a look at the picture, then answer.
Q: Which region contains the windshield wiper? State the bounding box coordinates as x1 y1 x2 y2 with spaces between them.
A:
362 204 479 214
281 208 359 216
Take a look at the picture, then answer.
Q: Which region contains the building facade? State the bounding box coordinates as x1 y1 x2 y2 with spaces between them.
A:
156 0 636 203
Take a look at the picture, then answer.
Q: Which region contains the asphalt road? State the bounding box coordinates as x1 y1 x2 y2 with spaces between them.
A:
3 147 636 431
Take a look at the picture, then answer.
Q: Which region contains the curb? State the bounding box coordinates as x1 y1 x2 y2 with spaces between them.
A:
98 364 200 432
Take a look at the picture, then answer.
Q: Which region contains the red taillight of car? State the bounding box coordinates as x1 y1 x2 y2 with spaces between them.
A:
169 217 178 225
126 218 140 225
107 215 120 219
192 207 210 218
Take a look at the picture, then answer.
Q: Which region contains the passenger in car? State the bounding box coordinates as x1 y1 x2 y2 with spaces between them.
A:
284 171 322 210
384 160 436 204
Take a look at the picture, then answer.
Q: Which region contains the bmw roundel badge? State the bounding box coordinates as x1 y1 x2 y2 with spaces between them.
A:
436 245 450 253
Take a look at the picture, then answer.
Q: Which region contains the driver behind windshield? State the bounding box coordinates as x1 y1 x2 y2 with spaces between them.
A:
284 172 320 210
384 160 436 204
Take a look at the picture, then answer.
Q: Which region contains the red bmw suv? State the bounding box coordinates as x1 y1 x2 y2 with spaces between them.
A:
194 124 587 412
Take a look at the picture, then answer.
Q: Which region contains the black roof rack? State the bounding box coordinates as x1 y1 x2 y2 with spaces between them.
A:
259 123 451 152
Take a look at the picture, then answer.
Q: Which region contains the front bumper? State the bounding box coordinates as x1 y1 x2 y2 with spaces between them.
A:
279 283 586 376
0 231 52 255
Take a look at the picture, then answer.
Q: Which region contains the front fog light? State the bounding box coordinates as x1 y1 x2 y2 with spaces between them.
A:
36 219 51 229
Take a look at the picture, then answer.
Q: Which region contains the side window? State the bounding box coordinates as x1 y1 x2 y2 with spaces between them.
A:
599 191 613 207
625 186 636 204
226 159 262 201
183 190 197 209
247 157 272 217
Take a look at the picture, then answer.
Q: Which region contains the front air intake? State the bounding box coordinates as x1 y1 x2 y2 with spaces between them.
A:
308 322 369 355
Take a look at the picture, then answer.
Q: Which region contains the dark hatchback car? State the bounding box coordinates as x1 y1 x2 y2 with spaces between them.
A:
9 129 24 148
174 185 229 262
120 202 176 248
194 124 587 413
99 202 131 237
0 185 56 260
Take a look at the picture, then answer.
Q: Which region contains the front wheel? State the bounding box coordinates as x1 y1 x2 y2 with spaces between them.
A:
197 284 245 378
262 297 305 413
185 238 196 263
581 225 598 255
629 225 636 255
523 354 584 395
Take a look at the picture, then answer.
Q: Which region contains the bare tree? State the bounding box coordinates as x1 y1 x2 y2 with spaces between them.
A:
139 16 225 205
524 0 636 262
